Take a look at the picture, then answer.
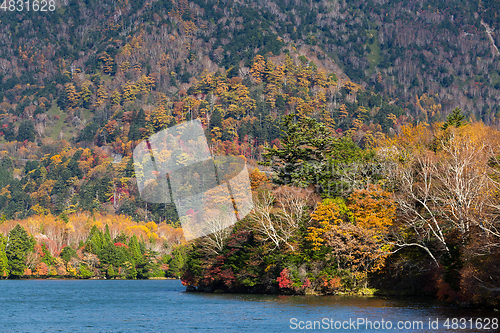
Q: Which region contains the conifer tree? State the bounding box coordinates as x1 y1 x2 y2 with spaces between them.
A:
104 224 112 244
0 235 9 278
16 120 36 142
6 224 35 277
442 107 466 130
128 235 142 262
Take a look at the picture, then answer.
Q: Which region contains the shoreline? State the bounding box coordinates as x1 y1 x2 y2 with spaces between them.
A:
1 276 180 280
184 286 415 297
184 287 499 310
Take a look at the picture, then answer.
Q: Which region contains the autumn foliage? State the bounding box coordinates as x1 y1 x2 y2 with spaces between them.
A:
0 213 185 280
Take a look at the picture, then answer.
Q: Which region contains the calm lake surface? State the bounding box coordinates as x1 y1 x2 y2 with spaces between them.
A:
0 279 497 332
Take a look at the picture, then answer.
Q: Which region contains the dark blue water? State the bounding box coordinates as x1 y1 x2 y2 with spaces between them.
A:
0 279 497 332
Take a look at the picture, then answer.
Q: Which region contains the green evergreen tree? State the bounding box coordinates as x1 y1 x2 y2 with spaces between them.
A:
260 115 334 186
106 265 116 279
6 224 35 277
86 225 104 254
169 245 188 278
128 235 142 262
99 242 127 267
260 115 372 197
60 245 77 263
127 266 137 279
16 120 36 142
40 244 56 265
210 107 223 130
0 158 14 188
0 234 9 278
129 109 146 141
3 123 16 142
104 224 111 244
123 158 135 178
442 107 466 130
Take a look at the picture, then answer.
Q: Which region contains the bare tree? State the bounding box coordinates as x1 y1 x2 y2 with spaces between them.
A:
434 131 491 236
381 124 500 265
198 216 234 255
249 188 306 251
391 151 448 265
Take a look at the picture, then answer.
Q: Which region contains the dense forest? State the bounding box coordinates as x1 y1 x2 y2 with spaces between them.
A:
183 111 500 308
0 214 186 279
0 0 499 309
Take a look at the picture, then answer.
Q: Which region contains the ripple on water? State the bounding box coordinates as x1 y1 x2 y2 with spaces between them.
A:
0 279 497 332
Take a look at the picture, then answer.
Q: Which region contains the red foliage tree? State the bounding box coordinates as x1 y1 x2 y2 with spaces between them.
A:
114 242 129 249
35 262 49 276
277 268 292 289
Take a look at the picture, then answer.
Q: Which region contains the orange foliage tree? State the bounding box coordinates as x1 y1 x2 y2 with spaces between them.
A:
347 184 396 234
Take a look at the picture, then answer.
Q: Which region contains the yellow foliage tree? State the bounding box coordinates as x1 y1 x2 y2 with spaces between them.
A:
249 55 266 83
99 53 116 74
65 83 80 108
306 199 343 251
111 90 122 105
122 81 139 102
94 85 108 108
339 104 348 119
80 81 92 106
347 184 396 234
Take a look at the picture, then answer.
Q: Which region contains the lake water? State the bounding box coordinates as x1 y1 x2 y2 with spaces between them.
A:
0 279 497 332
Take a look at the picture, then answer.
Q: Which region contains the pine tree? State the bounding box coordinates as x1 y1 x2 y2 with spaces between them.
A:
65 83 80 108
128 109 146 141
261 115 367 196
122 81 138 102
111 90 122 105
249 55 266 83
60 245 77 263
16 120 36 142
86 225 104 254
339 104 349 119
93 85 108 108
99 53 116 75
0 235 9 278
104 224 112 244
146 105 174 135
128 235 142 262
6 224 35 277
442 107 466 130
262 60 276 84
260 115 335 187
80 81 93 108
107 265 116 279
210 107 223 130
314 70 328 88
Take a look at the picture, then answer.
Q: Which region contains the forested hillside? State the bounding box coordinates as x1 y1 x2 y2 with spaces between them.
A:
1 0 499 145
0 0 499 307
1 0 498 221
